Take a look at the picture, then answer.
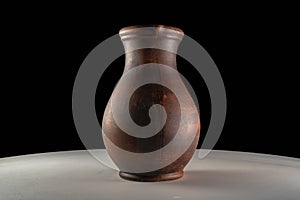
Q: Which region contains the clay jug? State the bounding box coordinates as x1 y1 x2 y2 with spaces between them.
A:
102 25 200 181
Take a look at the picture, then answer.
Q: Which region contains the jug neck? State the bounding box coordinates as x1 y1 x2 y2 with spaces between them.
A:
119 25 184 72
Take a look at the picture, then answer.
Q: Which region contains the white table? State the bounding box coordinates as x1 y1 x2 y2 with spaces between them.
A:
1 150 299 200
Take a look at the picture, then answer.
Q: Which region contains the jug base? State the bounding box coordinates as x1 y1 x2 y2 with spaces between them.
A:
119 170 183 182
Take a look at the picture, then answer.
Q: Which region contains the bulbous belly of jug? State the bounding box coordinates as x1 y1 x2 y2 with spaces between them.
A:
102 73 200 181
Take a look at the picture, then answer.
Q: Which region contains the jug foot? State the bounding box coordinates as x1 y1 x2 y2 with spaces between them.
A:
119 170 183 182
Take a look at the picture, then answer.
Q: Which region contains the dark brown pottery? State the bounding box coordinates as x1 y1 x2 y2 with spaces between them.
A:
102 25 200 182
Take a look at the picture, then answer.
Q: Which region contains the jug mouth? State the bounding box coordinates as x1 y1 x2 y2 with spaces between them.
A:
119 25 184 41
120 25 184 34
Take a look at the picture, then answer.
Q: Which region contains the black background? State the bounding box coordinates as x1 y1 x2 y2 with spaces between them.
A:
1 5 299 159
